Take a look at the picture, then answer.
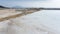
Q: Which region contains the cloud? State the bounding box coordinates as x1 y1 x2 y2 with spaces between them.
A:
40 0 60 8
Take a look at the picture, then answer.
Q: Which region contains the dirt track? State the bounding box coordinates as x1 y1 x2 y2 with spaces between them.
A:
0 9 39 22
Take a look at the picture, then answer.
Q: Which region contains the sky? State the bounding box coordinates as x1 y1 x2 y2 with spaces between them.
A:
0 0 60 8
0 0 49 7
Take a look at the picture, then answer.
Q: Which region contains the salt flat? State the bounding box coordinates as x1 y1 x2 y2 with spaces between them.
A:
11 10 60 34
0 9 60 34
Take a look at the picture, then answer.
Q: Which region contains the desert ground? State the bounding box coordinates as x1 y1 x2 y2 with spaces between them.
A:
0 9 39 22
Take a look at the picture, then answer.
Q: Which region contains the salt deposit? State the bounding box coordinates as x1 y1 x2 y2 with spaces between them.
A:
0 10 60 34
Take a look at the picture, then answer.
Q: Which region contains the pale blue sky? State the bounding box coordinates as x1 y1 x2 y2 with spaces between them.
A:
0 0 47 7
0 0 60 8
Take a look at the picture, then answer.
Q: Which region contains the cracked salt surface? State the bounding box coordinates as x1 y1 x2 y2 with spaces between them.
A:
0 10 60 34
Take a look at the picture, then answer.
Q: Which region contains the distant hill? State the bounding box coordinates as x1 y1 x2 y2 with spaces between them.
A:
0 5 6 8
0 5 9 9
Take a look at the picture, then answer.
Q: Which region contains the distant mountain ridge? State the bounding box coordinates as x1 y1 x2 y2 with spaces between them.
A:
0 5 26 9
0 5 9 9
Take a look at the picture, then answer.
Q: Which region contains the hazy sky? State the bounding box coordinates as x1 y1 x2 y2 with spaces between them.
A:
0 0 48 7
0 0 60 8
